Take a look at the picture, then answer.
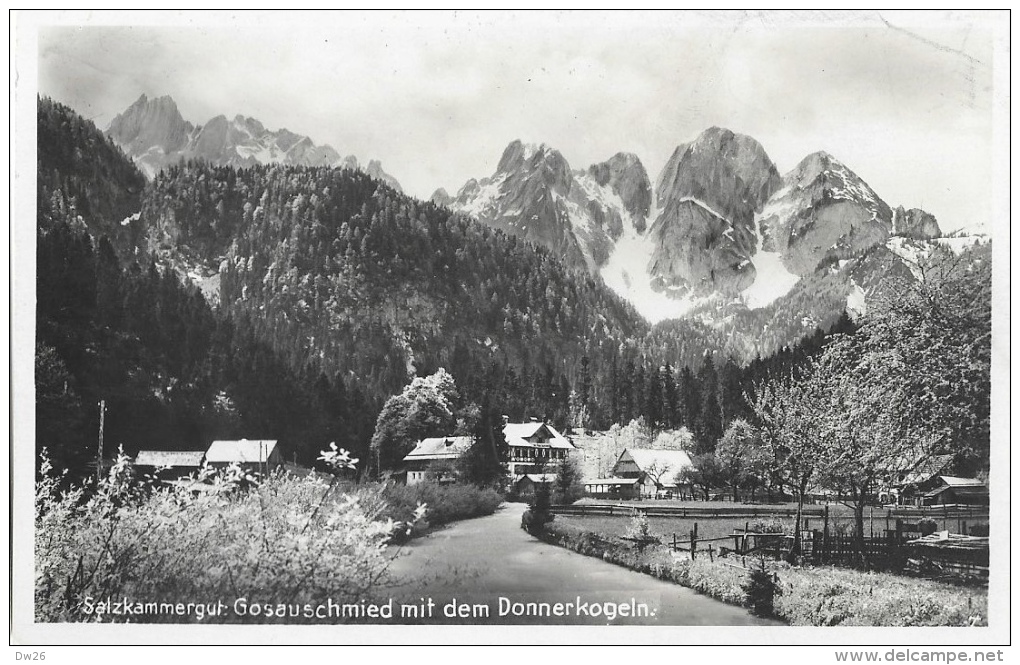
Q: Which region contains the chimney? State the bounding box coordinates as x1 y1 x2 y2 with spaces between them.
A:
501 415 510 425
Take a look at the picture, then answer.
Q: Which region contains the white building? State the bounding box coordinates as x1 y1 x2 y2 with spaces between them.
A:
612 448 694 498
402 436 474 485
504 420 575 478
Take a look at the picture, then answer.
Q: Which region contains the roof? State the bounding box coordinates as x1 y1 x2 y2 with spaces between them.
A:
923 483 989 498
896 454 954 486
504 421 574 449
206 439 279 464
135 450 205 467
939 476 986 487
403 436 474 462
518 473 558 484
585 477 641 486
617 448 693 473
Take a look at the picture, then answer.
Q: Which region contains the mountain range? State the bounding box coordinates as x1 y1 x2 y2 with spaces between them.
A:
103 94 989 359
37 95 992 478
107 94 403 192
435 126 987 356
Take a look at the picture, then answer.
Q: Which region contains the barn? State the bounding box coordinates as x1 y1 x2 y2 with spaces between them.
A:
920 476 989 506
612 448 694 499
205 439 282 475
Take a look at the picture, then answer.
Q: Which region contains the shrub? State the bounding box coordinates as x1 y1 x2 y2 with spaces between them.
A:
524 482 555 535
35 447 405 623
539 518 987 627
742 558 782 618
379 481 502 530
918 519 939 536
774 567 987 627
625 512 652 541
749 517 790 534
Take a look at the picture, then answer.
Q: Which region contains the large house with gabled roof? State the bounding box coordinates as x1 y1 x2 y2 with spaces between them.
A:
402 436 473 485
504 419 575 478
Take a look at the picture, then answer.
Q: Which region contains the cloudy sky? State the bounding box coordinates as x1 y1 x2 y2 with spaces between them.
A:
31 10 1003 233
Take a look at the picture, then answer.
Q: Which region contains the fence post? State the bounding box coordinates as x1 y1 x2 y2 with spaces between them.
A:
708 544 715 562
823 505 830 564
690 527 696 561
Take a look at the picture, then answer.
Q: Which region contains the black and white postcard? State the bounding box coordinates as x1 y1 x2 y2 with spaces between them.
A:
10 9 1011 652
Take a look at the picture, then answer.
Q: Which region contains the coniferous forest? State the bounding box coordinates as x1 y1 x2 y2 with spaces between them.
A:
34 96 990 483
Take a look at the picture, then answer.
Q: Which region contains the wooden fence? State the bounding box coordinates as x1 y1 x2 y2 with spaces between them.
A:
661 520 988 580
553 503 987 530
551 504 826 519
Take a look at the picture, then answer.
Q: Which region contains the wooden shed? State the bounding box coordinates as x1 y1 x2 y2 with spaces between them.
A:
583 477 640 500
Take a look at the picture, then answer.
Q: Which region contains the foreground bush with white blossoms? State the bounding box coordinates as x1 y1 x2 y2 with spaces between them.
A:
35 445 496 623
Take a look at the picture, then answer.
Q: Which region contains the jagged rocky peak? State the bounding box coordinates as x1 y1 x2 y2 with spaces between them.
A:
892 205 941 239
430 188 453 207
647 127 782 295
587 152 651 231
495 140 572 189
656 127 782 225
759 151 893 275
445 139 642 273
107 93 193 154
365 160 404 193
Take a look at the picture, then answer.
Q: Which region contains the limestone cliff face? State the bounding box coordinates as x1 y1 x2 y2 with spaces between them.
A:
587 152 652 232
892 205 941 239
445 140 650 272
647 127 782 294
430 188 453 207
107 95 194 176
758 151 893 275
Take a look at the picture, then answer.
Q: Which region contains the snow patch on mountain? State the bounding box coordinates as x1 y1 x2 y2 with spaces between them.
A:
675 195 730 222
741 249 800 309
458 174 508 218
739 211 800 309
936 234 989 253
846 279 867 318
600 204 717 323
885 237 930 280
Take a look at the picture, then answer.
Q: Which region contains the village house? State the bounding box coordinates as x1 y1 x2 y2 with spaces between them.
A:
504 419 575 478
513 473 558 500
205 439 282 475
918 476 989 507
611 448 694 499
402 436 473 485
878 454 954 505
134 450 205 479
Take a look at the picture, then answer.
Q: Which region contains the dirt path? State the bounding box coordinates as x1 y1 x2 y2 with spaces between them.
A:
383 502 782 625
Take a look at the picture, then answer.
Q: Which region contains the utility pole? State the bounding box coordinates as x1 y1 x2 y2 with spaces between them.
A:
96 399 106 485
